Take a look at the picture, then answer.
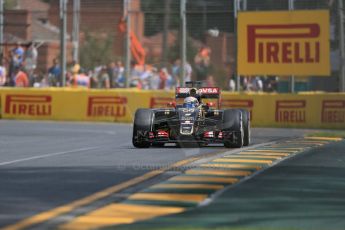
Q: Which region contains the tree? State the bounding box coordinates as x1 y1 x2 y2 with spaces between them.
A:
141 0 180 36
4 0 18 9
168 35 198 64
79 32 116 70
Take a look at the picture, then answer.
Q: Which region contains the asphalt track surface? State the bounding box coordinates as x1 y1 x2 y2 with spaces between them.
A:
0 120 315 229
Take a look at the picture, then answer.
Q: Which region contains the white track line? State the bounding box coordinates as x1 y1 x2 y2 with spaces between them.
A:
0 147 102 166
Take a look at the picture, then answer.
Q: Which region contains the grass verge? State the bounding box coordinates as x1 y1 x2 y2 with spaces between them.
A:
306 130 345 139
125 227 301 230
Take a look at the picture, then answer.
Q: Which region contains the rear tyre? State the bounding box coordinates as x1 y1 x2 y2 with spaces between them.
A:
222 109 243 148
240 109 251 146
132 109 154 148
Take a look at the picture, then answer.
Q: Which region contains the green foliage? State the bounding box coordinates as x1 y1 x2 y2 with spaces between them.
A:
79 32 116 70
168 35 198 64
4 0 49 9
4 0 18 9
307 131 345 138
141 0 180 36
141 0 168 11
209 66 228 89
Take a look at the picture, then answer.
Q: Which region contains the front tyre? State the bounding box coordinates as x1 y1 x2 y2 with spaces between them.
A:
222 109 244 148
132 109 154 148
240 109 251 146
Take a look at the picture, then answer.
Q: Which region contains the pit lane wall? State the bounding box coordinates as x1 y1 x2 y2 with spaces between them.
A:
0 88 344 129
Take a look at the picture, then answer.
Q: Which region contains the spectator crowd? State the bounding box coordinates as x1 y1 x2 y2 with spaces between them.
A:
0 43 278 92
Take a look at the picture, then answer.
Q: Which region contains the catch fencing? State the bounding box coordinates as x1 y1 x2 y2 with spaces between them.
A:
1 0 343 91
129 0 344 92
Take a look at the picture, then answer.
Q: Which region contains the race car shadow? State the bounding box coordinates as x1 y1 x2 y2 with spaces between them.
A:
152 143 225 149
126 143 225 149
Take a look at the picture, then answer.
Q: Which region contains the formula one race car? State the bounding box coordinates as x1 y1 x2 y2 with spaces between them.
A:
132 82 250 148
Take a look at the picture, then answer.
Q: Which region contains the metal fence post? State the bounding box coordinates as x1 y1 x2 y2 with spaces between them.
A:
234 0 240 92
339 0 345 92
72 0 80 63
162 0 172 67
241 1 247 15
124 0 131 88
180 0 187 86
0 0 3 64
289 0 295 93
60 0 67 87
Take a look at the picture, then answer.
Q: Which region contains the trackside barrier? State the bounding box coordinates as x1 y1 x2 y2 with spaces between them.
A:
0 93 2 119
0 88 344 129
0 88 152 123
220 93 345 129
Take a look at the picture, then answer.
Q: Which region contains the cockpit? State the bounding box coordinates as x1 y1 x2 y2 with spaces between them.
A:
183 96 199 108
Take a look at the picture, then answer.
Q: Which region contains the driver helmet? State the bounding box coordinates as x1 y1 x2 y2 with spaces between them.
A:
189 87 201 103
183 96 199 108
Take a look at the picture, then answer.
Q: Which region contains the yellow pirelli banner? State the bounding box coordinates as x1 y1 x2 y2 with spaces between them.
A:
0 91 2 119
0 88 172 123
238 10 330 76
220 93 345 129
0 88 344 129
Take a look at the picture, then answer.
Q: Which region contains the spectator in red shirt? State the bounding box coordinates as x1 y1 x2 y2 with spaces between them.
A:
159 68 168 89
14 67 29 87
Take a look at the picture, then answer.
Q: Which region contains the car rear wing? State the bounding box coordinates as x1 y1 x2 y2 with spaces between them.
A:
175 87 220 99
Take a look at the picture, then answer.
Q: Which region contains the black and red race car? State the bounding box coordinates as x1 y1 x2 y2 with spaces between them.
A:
132 82 250 148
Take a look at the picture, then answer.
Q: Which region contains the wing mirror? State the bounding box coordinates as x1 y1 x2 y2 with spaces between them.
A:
167 101 176 108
